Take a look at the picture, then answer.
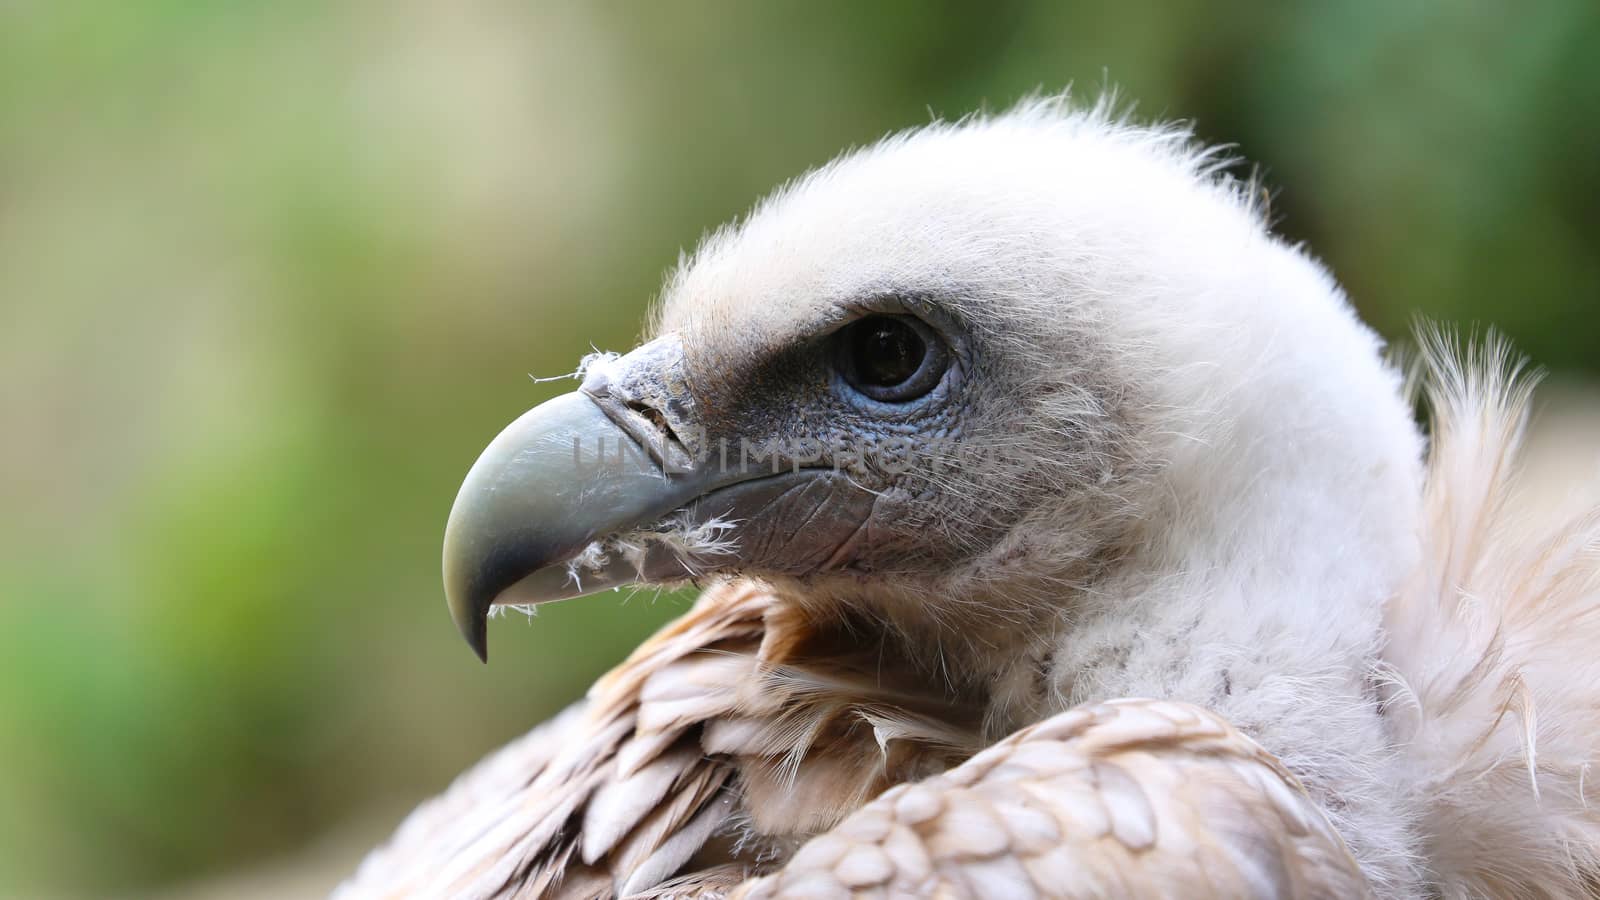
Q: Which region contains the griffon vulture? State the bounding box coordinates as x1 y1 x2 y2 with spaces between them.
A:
339 97 1600 899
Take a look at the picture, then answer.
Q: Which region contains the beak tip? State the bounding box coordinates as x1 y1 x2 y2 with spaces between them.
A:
463 614 489 663
447 578 493 663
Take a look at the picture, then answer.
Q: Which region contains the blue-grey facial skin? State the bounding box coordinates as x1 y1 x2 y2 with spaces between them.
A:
626 300 996 572
653 294 1064 577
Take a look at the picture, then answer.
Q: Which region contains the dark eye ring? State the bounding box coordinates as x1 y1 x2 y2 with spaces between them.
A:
833 314 949 403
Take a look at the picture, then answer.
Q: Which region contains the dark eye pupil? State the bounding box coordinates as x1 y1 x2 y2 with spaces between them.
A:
851 317 925 387
833 313 948 404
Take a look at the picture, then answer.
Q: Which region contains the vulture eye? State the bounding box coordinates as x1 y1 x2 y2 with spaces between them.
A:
834 314 949 403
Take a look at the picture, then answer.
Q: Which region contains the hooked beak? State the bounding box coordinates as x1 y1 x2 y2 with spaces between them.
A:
442 390 691 661
442 337 864 661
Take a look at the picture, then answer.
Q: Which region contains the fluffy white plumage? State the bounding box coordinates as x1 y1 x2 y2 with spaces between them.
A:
343 96 1600 899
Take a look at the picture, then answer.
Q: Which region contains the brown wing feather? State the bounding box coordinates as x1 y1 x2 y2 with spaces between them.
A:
338 586 768 898
733 699 1373 900
338 581 986 898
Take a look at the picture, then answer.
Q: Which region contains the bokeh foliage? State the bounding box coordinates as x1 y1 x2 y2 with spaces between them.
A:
1 1 1595 895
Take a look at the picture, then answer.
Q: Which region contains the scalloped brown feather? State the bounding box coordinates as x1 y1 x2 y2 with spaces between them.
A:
736 700 1372 899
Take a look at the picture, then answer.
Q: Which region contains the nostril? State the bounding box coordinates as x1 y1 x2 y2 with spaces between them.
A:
627 400 687 456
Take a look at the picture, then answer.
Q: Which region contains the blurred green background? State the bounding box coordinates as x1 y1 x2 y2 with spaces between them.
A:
2 1 1597 896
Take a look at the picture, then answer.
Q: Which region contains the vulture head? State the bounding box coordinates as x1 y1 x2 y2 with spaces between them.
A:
445 98 1421 673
